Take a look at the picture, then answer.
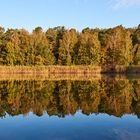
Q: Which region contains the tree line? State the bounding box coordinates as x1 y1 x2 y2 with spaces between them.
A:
0 25 140 66
0 78 140 118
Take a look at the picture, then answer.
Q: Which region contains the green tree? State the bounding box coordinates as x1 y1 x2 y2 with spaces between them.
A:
4 29 23 65
77 28 100 65
46 26 65 64
31 27 55 65
0 26 5 65
17 29 32 65
132 25 140 65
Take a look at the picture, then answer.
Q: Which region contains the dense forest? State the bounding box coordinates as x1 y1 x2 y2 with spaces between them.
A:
0 78 140 118
0 25 140 66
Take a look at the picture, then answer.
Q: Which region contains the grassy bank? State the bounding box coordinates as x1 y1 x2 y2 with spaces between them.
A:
0 66 101 80
0 66 48 75
0 65 140 80
0 66 101 74
0 65 140 75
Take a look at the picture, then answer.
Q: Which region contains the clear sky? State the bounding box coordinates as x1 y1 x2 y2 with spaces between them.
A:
0 0 140 31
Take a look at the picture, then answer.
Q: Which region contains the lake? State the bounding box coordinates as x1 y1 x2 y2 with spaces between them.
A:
0 75 140 140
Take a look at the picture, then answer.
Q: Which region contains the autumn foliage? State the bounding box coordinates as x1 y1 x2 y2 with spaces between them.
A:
0 25 140 66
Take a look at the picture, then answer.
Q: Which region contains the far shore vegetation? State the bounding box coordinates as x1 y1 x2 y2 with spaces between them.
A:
0 25 140 73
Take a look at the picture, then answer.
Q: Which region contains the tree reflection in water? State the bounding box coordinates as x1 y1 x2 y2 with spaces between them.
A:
0 76 140 118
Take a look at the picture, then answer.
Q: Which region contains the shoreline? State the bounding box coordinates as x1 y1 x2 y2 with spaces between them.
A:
0 66 140 80
1 65 140 74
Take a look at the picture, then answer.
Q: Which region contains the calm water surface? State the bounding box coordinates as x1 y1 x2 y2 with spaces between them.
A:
0 76 140 140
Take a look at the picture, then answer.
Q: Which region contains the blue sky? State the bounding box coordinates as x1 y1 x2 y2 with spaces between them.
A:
0 0 140 31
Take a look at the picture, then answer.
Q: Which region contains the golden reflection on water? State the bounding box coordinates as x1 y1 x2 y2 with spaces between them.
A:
0 74 140 118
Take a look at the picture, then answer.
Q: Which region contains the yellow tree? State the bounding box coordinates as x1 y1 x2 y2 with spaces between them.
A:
58 29 78 65
105 26 133 66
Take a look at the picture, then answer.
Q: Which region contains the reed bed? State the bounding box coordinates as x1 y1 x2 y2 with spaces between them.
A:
48 65 101 74
0 65 101 81
0 65 101 74
1 65 140 81
0 66 48 75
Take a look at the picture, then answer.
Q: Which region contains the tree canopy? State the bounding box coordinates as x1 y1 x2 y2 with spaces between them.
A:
0 25 140 66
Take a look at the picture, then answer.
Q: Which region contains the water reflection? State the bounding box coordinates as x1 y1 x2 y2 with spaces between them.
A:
0 76 140 118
